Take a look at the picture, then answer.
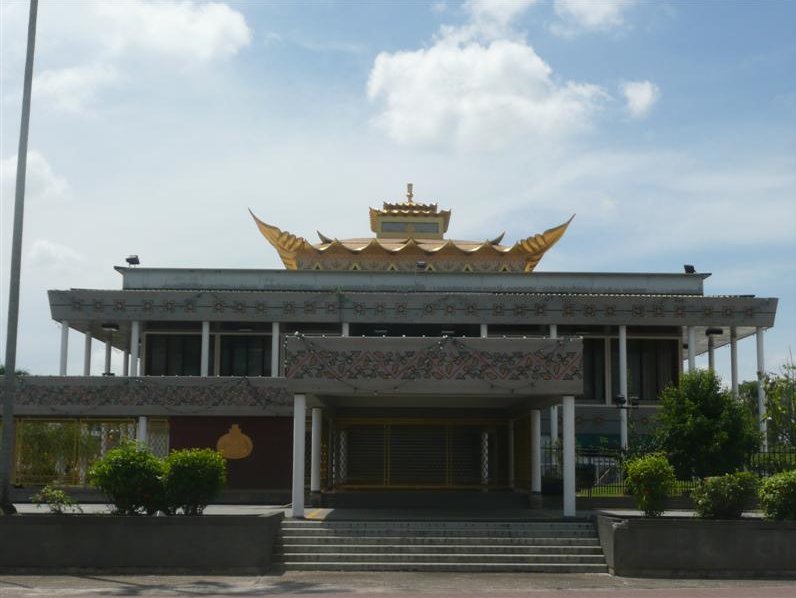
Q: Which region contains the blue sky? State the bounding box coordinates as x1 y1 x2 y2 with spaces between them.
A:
1 0 794 381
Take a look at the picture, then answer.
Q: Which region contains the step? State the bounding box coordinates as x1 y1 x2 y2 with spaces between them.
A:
279 535 601 546
278 562 609 573
277 544 604 555
279 552 607 565
283 520 594 528
276 529 597 539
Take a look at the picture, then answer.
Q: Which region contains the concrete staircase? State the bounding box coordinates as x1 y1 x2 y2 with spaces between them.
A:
275 519 608 572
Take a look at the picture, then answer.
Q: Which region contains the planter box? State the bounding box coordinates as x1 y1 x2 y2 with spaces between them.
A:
597 513 796 578
0 512 283 574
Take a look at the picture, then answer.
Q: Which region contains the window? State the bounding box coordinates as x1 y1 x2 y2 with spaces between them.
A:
145 334 204 376
582 339 606 402
382 222 408 233
611 338 678 401
219 335 272 377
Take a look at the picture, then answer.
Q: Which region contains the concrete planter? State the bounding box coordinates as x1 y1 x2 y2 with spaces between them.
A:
0 512 283 574
597 513 796 578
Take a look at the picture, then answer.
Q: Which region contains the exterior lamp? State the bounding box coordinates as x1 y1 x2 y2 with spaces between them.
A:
684 264 696 274
101 323 119 333
125 255 140 266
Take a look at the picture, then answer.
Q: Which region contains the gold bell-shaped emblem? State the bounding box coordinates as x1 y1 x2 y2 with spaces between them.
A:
216 424 253 460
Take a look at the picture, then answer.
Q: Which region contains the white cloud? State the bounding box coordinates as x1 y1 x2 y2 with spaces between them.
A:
92 0 252 62
1 151 70 203
621 80 660 119
465 0 540 28
27 239 85 270
367 3 605 149
4 1 251 114
552 0 637 36
34 63 119 113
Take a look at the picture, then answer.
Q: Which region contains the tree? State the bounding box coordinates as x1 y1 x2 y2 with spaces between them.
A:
655 369 759 479
740 362 796 448
0 365 28 376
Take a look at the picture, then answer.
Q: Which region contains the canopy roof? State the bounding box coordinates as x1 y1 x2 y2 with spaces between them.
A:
251 185 573 273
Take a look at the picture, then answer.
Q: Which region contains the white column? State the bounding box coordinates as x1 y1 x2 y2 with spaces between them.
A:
104 339 112 375
730 327 739 399
59 320 69 375
687 326 696 372
707 334 715 372
271 322 280 377
292 394 307 518
480 323 488 338
756 327 768 452
341 322 350 337
619 325 628 450
137 416 148 446
549 324 559 444
562 395 576 518
310 407 322 493
83 330 92 376
480 431 489 487
130 321 140 376
123 349 130 376
201 321 210 377
507 420 515 490
531 409 541 494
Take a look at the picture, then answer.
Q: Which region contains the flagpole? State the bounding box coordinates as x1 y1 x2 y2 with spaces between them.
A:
2 0 39 515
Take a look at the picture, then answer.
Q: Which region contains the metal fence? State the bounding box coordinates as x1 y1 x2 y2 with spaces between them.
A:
11 418 169 487
541 445 796 498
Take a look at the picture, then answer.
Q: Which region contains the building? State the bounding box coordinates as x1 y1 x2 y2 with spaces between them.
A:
10 185 778 517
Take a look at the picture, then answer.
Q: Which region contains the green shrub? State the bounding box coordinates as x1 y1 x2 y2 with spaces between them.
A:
656 370 760 478
31 484 82 515
759 470 796 521
88 441 164 515
164 449 226 515
625 453 676 517
692 472 758 519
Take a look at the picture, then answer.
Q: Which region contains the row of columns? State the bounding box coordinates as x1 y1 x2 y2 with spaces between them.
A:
290 395 578 519
685 325 768 451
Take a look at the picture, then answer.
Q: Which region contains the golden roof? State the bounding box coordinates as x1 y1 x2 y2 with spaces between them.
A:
251 184 573 273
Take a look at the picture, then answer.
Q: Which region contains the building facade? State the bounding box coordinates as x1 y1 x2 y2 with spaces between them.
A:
8 187 778 517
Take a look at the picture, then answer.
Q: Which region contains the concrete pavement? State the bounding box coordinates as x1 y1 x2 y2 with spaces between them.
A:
0 573 794 597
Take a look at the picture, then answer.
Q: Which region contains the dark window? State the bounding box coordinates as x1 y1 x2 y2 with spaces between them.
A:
220 335 272 376
382 222 407 232
412 222 439 233
611 338 679 401
582 339 606 402
145 334 204 376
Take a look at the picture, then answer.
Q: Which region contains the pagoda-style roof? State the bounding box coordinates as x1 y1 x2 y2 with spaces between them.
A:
251 185 573 273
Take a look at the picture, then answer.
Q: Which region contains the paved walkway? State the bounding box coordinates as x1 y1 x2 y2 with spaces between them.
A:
0 573 794 597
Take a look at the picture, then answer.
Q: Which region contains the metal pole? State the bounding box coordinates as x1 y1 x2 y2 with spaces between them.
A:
2 0 38 514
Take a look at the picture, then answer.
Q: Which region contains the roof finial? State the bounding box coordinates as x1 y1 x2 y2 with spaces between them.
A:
406 182 414 203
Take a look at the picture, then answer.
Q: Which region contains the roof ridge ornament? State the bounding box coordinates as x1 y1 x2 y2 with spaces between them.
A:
406 182 414 204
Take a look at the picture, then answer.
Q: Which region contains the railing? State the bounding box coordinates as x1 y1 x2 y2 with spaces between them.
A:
541 445 796 498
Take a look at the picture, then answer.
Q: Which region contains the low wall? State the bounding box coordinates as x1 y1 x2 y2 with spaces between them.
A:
0 512 283 574
597 513 796 578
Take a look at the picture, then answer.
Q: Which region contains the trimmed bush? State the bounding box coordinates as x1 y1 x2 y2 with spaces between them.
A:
164 449 227 515
692 472 758 519
759 470 796 521
88 441 164 515
625 453 676 517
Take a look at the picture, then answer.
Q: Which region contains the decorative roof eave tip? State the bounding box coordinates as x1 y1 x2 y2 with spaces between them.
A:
248 209 308 270
516 214 575 272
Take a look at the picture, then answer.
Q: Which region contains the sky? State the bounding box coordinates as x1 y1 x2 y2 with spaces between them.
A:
1 0 794 381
